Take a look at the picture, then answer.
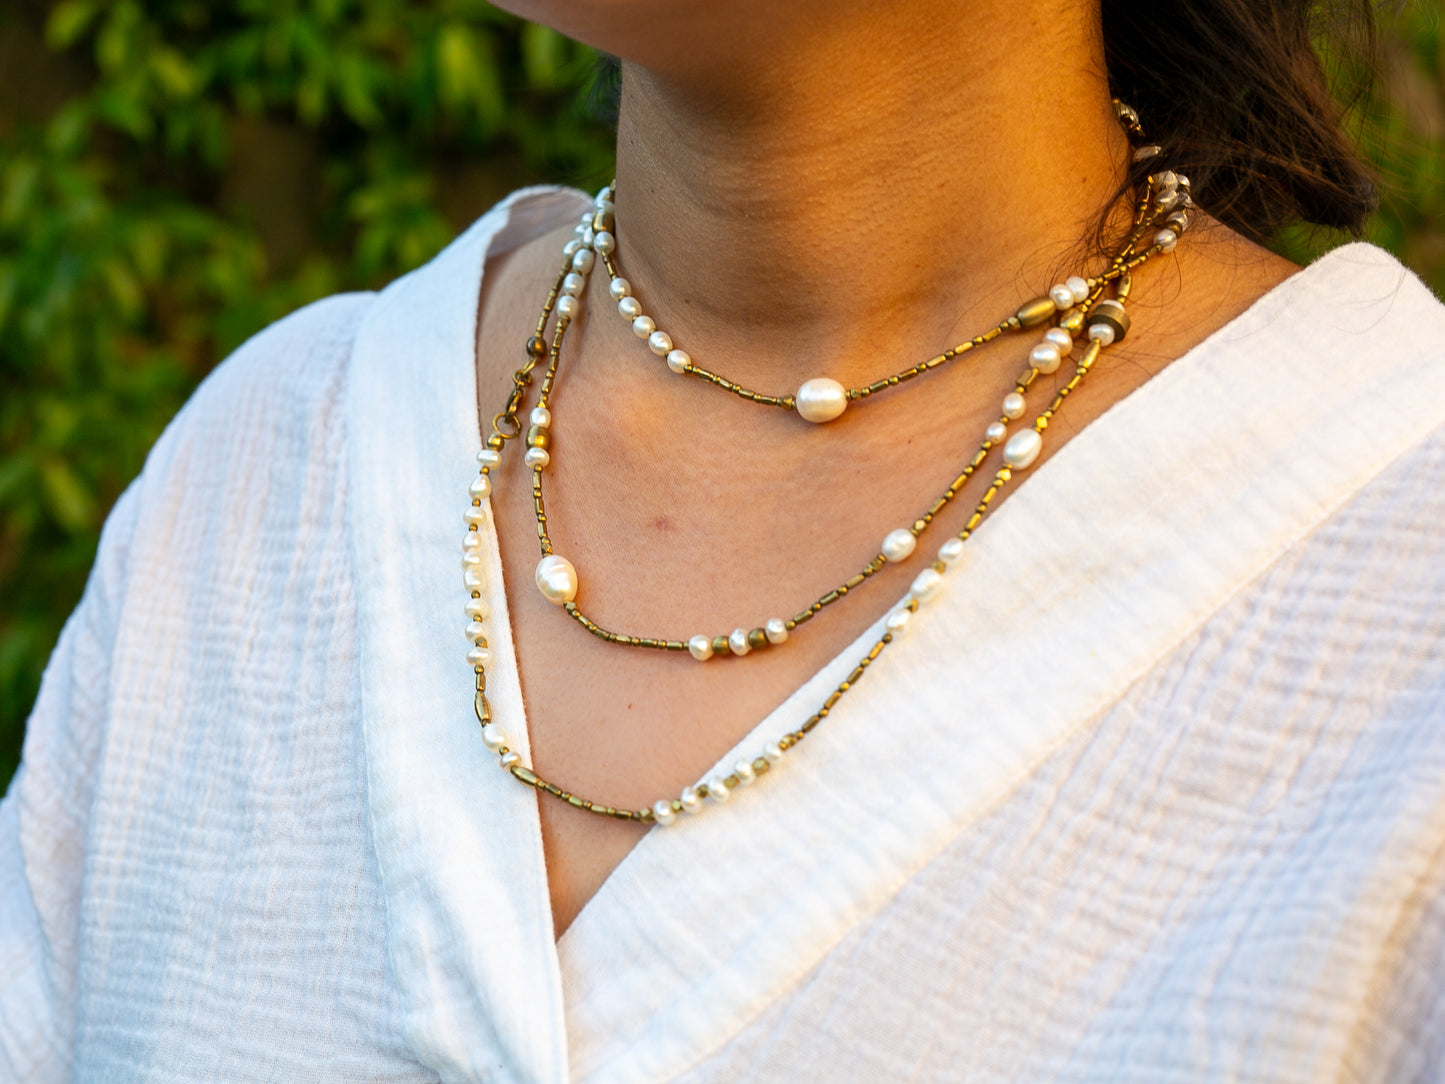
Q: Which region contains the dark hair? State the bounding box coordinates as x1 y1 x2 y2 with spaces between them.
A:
1104 0 1381 240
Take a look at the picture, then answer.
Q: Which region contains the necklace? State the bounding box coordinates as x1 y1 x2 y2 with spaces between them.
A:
462 147 1193 826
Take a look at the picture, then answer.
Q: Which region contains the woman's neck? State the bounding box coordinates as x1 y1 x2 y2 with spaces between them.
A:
606 1 1129 390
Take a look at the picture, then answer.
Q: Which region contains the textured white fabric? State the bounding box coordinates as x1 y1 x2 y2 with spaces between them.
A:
3 187 1444 1083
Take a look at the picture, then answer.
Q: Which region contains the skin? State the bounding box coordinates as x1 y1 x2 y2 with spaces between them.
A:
476 0 1297 937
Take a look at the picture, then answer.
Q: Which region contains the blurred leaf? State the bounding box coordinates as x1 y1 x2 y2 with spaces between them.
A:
44 0 100 49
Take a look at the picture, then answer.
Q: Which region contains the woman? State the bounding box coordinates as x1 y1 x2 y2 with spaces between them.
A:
4 0 1443 1080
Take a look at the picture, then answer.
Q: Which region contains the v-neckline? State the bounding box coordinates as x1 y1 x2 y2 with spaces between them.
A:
347 190 1438 1084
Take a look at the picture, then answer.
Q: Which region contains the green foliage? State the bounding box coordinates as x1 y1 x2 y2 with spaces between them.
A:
0 1 615 788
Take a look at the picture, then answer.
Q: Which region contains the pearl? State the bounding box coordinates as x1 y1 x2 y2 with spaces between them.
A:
885 607 912 635
1087 323 1116 346
1003 428 1043 469
469 474 492 500
648 330 673 356
581 227 595 248
481 723 507 751
463 568 486 592
463 538 484 560
666 349 691 374
765 617 788 644
1044 327 1073 355
1155 228 1178 252
609 277 631 300
464 506 487 528
528 406 551 428
499 751 521 769
911 568 945 603
465 597 489 621
571 248 595 274
795 377 849 424
938 537 966 563
1029 343 1062 374
688 635 714 661
680 787 703 814
632 315 656 339
617 296 642 320
734 759 756 785
985 421 1008 444
706 777 731 803
466 644 491 667
593 230 616 256
475 448 501 468
524 447 551 470
1049 283 1075 309
595 185 612 203
1066 276 1090 304
652 800 677 826
881 528 917 563
763 742 784 763
562 239 581 257
535 554 579 605
562 272 585 297
1133 144 1162 161
728 628 751 656
556 295 578 318
1002 392 1026 420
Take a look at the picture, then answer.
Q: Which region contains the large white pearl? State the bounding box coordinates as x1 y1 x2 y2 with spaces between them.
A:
1044 327 1073 355
475 448 501 468
469 474 492 501
705 776 731 803
985 421 1008 444
1066 275 1090 304
609 277 631 300
881 528 917 563
1155 228 1178 252
885 607 911 634
466 644 491 667
795 377 849 423
1004 428 1043 469
1087 323 1116 346
1002 392 1026 420
666 349 690 374
763 742 784 763
465 597 490 621
911 568 945 603
593 230 616 256
632 315 656 339
535 554 578 605
648 330 673 356
464 505 487 528
680 787 703 814
555 294 577 319
562 272 585 297
728 628 751 656
651 800 677 826
530 406 551 427
1029 343 1062 374
617 296 642 319
688 635 714 661
1049 283 1075 309
464 568 486 592
764 617 788 644
571 248 595 274
462 531 484 552
734 759 756 785
938 537 966 564
481 723 508 751
524 447 551 470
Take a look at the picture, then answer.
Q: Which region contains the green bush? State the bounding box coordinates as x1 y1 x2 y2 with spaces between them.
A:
1 1 1441 791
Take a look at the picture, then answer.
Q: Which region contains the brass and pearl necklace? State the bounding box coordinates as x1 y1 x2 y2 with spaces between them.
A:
463 130 1192 826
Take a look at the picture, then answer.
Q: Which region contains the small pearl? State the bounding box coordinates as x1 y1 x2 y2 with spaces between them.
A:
524 447 551 469
1087 323 1116 346
535 554 579 605
632 315 656 339
609 277 631 300
985 421 1008 444
881 528 917 563
463 532 484 553
1133 144 1162 161
652 800 677 826
1003 428 1043 469
680 787 703 814
1044 327 1073 355
469 474 492 500
594 185 612 203
530 406 551 427
1066 276 1090 304
562 239 581 256
795 377 849 424
499 751 521 769
734 760 756 785
911 568 945 603
481 723 507 751
463 568 486 592
666 349 691 374
765 618 788 644
938 537 966 563
556 295 578 318
763 742 784 763
617 296 642 320
688 635 714 661
1029 343 1062 374
648 330 673 356
593 230 616 256
1155 228 1178 252
581 227 595 248
466 644 491 667
475 448 501 468
885 608 912 634
562 272 585 297
464 506 487 528
1002 392 1026 420
729 628 751 656
1049 283 1075 309
462 551 483 570
571 248 595 274
706 777 731 803
465 597 489 621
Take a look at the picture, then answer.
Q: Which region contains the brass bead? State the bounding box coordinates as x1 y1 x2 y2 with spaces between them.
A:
1089 299 1131 343
526 335 547 359
747 627 768 650
712 635 730 656
1058 307 1086 334
1015 296 1057 329
526 425 551 450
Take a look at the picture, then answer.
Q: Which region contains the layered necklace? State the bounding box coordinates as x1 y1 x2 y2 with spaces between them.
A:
461 102 1192 826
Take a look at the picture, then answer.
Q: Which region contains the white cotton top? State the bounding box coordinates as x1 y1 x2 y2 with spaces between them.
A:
3 186 1445 1083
